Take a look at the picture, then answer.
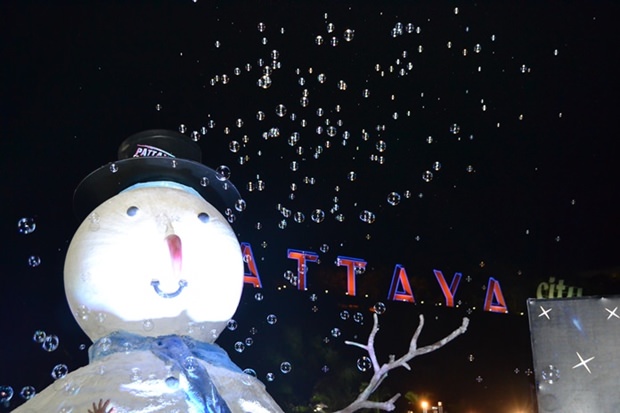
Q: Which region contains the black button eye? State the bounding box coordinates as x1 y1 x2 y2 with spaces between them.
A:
127 206 139 216
198 212 210 223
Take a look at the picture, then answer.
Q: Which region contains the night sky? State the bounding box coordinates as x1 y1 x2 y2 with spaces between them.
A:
1 2 618 412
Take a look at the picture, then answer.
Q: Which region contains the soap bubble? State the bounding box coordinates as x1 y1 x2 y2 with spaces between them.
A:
359 210 376 224
340 310 350 320
229 141 240 153
450 123 460 134
17 217 36 234
19 386 36 400
356 356 372 372
245 337 254 346
234 341 246 353
541 364 560 384
165 376 179 389
275 104 287 117
422 170 434 182
243 368 257 377
128 367 142 382
42 335 59 352
266 314 278 325
387 192 401 206
353 312 364 323
257 75 272 89
331 328 341 337
183 356 199 372
227 319 238 331
51 364 69 380
254 292 264 301
235 199 247 212
142 319 154 331
343 29 355 41
280 361 292 374
28 255 41 267
98 337 111 352
266 372 275 382
33 330 46 343
373 302 387 314
0 386 14 404
311 209 325 223
215 165 231 181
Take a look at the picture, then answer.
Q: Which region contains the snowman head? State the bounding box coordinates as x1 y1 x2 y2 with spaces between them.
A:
64 130 245 343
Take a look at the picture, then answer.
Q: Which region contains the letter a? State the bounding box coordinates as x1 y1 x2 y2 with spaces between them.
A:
241 243 262 288
388 264 415 303
484 277 508 313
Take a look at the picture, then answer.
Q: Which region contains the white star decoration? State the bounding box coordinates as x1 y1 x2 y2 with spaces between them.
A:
572 351 595 374
538 305 552 319
605 306 620 320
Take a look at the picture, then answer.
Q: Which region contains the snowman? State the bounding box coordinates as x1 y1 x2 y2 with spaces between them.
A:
13 130 284 413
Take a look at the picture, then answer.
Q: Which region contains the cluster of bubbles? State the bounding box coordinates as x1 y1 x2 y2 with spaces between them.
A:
226 309 292 380
169 9 507 233
390 21 420 37
0 384 37 405
18 218 42 267
33 330 60 352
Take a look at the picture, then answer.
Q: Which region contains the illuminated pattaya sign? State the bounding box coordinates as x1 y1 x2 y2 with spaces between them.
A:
241 244 509 314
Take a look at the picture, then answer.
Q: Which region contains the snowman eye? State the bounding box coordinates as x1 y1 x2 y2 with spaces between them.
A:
127 206 139 216
198 212 210 223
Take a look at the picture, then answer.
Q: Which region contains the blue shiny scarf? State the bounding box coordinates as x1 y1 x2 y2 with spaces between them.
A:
90 332 240 413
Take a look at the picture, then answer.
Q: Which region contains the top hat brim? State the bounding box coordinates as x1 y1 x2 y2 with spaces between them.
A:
73 157 241 223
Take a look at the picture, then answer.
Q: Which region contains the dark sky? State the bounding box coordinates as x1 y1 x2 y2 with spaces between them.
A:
1 2 619 412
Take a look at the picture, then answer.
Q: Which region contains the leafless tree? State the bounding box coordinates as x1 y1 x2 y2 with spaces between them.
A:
333 313 469 413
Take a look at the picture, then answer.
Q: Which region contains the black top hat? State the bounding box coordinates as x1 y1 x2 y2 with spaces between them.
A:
73 129 242 222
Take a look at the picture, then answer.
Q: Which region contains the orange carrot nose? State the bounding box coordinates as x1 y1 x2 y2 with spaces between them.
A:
166 234 182 276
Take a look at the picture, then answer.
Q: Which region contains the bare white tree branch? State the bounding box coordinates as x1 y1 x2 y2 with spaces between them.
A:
332 313 469 413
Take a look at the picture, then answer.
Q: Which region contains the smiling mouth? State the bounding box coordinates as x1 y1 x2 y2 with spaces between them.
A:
151 279 188 298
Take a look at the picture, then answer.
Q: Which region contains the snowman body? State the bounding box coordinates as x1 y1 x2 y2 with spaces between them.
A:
14 349 281 413
13 184 284 413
